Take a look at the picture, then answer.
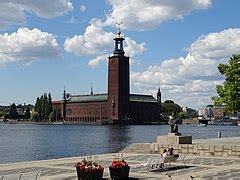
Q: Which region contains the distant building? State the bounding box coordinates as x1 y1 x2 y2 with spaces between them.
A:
53 29 161 124
212 107 225 119
198 105 225 119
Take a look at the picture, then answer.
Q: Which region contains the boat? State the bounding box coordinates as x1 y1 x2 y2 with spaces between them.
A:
198 123 207 127
52 121 64 125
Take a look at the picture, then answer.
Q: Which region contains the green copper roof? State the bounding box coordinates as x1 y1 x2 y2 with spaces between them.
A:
67 93 157 103
130 94 158 103
69 94 107 103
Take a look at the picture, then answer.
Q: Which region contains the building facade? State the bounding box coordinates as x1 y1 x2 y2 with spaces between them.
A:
53 30 161 124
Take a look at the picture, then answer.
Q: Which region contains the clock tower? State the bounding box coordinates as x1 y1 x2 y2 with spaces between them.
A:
107 30 129 122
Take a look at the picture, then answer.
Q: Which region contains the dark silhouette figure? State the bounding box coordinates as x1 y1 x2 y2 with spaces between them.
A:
168 112 181 135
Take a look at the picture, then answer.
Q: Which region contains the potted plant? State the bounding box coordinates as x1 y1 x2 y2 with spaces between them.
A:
75 159 104 180
109 159 130 179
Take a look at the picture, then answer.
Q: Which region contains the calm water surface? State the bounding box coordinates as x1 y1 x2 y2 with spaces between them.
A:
0 124 239 164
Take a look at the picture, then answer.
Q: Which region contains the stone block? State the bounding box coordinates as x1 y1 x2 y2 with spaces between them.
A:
204 145 210 150
172 144 179 150
182 148 189 153
199 150 205 156
193 145 198 153
236 146 240 151
214 152 222 156
168 136 178 144
204 152 212 156
157 135 169 144
223 145 231 150
215 145 223 152
198 145 204 150
210 145 215 153
222 151 228 157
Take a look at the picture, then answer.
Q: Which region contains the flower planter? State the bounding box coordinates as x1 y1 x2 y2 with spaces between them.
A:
109 166 130 179
76 167 103 180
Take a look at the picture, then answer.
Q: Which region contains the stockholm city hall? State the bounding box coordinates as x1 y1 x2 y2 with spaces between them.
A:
53 29 162 124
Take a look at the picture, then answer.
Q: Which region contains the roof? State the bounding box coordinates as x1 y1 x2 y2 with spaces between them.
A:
66 93 158 103
69 94 107 103
130 94 158 103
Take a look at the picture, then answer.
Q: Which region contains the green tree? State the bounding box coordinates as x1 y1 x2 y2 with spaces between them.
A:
161 100 181 116
177 112 188 119
9 103 18 119
212 54 240 114
3 113 9 120
34 92 53 121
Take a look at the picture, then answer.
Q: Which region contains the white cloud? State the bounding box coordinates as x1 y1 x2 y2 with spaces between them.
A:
64 19 114 56
131 28 240 108
0 27 60 65
0 0 73 29
105 0 212 30
88 54 108 68
80 5 86 13
0 3 26 30
64 19 146 68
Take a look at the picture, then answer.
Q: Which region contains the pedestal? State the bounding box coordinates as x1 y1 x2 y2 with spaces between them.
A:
157 133 192 144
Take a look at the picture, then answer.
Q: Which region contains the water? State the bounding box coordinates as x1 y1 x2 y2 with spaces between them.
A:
0 124 239 164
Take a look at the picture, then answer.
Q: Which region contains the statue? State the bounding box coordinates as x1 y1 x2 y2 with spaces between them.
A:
168 112 181 136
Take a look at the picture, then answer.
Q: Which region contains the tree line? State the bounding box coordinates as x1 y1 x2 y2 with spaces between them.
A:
32 92 61 122
0 92 61 122
0 103 32 120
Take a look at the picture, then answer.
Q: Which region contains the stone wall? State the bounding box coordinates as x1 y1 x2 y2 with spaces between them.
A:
150 143 240 157
121 143 240 158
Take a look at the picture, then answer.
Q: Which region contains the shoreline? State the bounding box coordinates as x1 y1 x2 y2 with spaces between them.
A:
0 137 240 179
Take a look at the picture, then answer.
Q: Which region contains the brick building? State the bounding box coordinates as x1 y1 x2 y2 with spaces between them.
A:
53 30 161 124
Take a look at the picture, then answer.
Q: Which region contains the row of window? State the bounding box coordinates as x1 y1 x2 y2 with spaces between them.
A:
66 116 108 122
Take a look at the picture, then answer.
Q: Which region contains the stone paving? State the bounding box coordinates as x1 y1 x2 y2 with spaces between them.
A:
1 153 240 179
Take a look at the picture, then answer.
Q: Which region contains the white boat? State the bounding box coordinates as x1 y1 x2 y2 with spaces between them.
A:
197 123 207 127
52 121 64 125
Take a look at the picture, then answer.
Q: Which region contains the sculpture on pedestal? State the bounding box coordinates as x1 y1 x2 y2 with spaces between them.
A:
168 112 181 136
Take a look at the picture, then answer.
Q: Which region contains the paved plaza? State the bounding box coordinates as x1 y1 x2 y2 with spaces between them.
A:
1 153 240 179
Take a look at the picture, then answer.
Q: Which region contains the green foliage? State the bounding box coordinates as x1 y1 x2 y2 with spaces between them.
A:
31 112 40 122
177 112 188 119
9 103 18 119
49 109 61 122
212 54 240 114
161 100 181 116
34 93 53 121
3 113 9 120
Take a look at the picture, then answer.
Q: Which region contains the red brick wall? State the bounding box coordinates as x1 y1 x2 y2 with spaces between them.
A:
107 55 129 121
129 102 159 123
55 101 108 123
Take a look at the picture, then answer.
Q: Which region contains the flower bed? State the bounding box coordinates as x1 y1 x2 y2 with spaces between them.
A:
109 159 130 178
75 159 104 180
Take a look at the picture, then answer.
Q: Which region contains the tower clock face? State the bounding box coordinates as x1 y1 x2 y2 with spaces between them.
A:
66 108 72 115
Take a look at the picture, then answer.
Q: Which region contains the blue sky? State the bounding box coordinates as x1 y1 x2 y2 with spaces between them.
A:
0 0 239 109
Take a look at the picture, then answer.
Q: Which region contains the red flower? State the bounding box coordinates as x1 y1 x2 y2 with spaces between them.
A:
74 159 104 173
111 159 128 168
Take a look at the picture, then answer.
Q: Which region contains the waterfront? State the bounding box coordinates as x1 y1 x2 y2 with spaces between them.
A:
0 124 239 164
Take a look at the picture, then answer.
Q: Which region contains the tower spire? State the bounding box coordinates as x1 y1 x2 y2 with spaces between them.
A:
90 82 93 95
113 22 125 56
